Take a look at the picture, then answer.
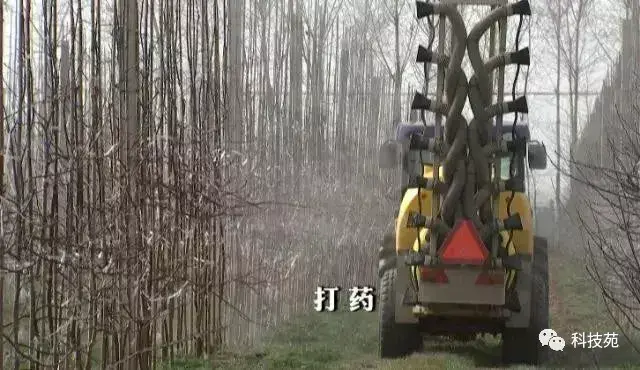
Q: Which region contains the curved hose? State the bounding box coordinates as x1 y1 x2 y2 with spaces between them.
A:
467 1 531 105
469 48 530 145
443 79 468 185
467 50 531 224
441 159 467 225
465 0 531 227
419 4 469 228
414 1 531 245
468 98 529 223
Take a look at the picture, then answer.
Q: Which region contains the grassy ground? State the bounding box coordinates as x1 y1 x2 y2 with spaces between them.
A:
163 248 640 369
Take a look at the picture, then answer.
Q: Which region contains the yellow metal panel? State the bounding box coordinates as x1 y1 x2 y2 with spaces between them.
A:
498 192 533 255
396 188 432 252
395 165 442 253
500 230 518 289
395 169 532 258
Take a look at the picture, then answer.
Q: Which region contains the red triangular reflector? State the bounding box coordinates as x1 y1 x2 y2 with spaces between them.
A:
439 220 488 265
420 267 449 283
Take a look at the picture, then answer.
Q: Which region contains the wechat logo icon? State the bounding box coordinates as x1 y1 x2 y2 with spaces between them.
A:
539 328 566 351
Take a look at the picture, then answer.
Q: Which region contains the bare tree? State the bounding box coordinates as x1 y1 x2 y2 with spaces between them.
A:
0 1 411 368
569 3 640 350
370 0 417 125
541 0 568 245
0 0 4 366
571 97 640 352
557 0 596 191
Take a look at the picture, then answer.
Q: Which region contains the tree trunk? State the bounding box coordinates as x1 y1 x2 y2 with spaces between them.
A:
555 16 561 245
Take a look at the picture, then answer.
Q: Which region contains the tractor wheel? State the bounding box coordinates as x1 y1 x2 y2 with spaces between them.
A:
502 236 549 365
378 231 396 278
379 268 423 358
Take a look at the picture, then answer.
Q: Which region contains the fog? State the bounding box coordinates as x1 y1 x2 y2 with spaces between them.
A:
0 0 638 368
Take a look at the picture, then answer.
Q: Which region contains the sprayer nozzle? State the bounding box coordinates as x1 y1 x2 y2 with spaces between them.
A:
416 1 435 18
511 0 531 16
411 92 432 110
510 47 530 66
503 213 523 231
509 96 529 113
417 45 433 63
407 212 428 228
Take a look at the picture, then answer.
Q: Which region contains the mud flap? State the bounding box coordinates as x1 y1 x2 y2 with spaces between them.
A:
395 253 419 324
505 257 532 328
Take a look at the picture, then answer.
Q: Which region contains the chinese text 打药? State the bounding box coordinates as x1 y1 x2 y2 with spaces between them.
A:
313 286 375 312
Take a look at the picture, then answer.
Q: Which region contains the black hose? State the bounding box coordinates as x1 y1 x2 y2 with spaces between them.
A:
505 14 526 294
413 3 438 297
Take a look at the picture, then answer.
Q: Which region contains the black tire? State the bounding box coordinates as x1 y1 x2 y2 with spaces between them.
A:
380 268 423 358
378 231 396 278
502 236 549 365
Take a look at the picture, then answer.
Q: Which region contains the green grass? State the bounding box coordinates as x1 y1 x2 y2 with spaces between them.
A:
165 247 640 370
161 358 213 370
545 248 640 368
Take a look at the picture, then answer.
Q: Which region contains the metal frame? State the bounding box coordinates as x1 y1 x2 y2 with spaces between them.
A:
492 12 508 261
401 0 534 329
429 12 446 260
426 0 510 265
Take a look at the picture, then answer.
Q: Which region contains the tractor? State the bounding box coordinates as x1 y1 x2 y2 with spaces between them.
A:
377 0 550 365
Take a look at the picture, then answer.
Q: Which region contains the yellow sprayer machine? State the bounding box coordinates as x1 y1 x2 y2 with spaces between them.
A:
377 0 549 365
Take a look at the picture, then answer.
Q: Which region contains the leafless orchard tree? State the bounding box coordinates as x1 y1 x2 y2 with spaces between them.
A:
0 1 234 368
368 0 418 125
0 0 408 368
569 2 640 351
560 0 597 192
538 0 567 245
571 96 640 352
536 0 619 248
